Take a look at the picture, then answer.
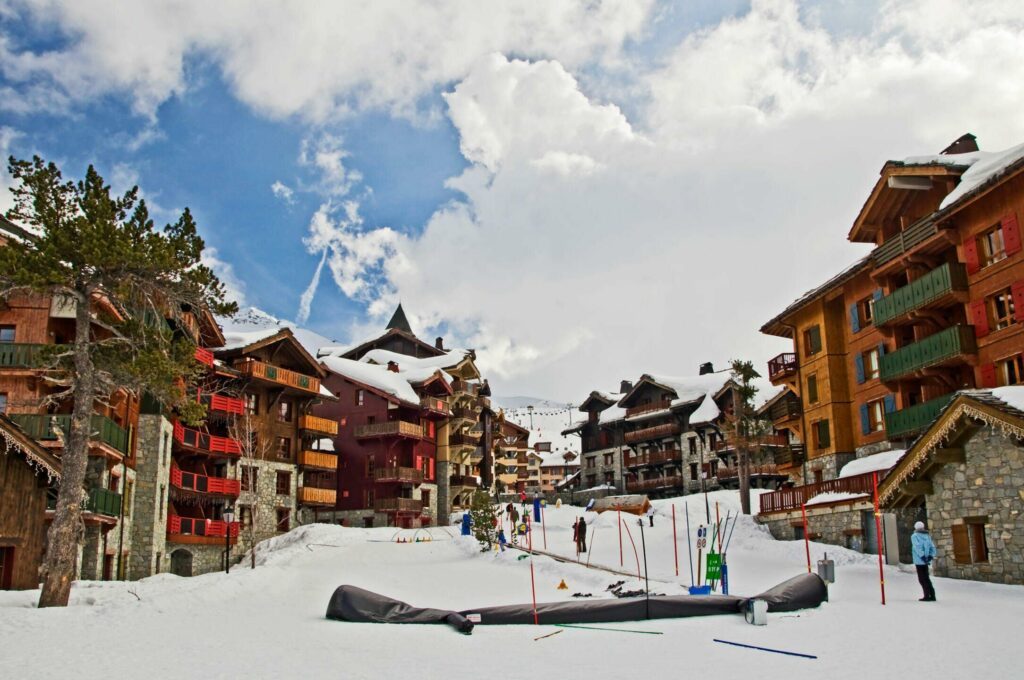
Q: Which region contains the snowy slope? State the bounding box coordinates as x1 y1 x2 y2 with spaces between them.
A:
495 396 581 455
2 490 1021 679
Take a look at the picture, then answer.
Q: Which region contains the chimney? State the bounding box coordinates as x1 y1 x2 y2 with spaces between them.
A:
941 133 978 155
435 336 444 350
699 362 714 375
387 361 399 373
619 380 633 393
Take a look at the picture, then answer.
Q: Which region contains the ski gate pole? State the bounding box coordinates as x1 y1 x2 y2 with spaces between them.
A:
672 503 679 577
528 514 538 624
541 503 547 551
618 507 623 567
685 502 694 587
621 516 643 583
801 502 811 574
873 472 886 605
638 518 650 619
715 502 722 553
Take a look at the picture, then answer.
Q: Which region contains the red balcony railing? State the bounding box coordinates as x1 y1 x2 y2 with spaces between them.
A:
624 422 681 443
768 353 798 381
758 472 877 514
173 421 242 456
194 347 215 367
203 394 246 416
167 514 240 538
170 465 241 497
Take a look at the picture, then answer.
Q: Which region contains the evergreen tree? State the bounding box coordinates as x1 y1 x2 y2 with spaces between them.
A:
0 156 237 607
728 359 763 515
468 490 498 551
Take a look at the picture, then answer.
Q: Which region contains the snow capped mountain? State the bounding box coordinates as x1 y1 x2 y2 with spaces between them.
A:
218 306 339 357
495 396 581 456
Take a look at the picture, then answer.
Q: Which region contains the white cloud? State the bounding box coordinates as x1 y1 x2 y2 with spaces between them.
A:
298 134 362 197
270 180 294 204
202 247 247 307
0 126 21 215
295 249 326 324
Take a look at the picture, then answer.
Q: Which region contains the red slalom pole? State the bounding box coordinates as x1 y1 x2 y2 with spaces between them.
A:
527 514 538 624
541 503 547 550
873 472 886 606
715 502 722 553
672 504 679 577
618 507 623 567
801 503 811 574
621 517 643 582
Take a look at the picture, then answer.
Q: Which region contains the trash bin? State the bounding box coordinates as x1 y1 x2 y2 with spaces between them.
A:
817 552 835 584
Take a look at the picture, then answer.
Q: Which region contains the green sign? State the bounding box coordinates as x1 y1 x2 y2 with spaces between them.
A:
705 552 722 581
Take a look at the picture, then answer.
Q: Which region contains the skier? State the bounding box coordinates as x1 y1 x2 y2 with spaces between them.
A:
912 521 937 601
497 527 507 552
510 506 520 545
577 516 587 553
647 505 656 527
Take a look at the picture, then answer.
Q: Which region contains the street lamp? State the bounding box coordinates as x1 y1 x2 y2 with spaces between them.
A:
223 503 235 574
527 404 534 430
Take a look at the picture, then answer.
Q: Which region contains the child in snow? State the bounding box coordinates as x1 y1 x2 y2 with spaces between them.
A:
912 521 937 601
647 505 655 527
497 528 507 552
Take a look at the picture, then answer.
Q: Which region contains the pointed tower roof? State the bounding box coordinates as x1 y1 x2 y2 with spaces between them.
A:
385 303 413 334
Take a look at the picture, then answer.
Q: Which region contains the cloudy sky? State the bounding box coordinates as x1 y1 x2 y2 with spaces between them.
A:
4 0 1024 400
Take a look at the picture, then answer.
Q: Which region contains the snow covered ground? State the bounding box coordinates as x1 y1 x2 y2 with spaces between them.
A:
1 490 1020 679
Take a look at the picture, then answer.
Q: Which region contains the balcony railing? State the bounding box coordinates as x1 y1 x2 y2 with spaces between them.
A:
167 514 240 538
10 413 129 455
713 433 789 452
758 472 877 514
451 474 480 488
873 262 969 326
0 342 63 369
170 465 241 497
451 379 479 397
878 325 976 382
172 421 242 456
298 486 337 506
768 353 798 381
872 218 939 268
193 347 215 367
420 396 451 416
46 486 122 517
450 404 477 421
625 401 672 418
298 414 338 436
374 466 424 484
202 394 246 416
624 449 683 467
624 422 680 443
234 358 320 394
297 449 338 470
775 445 806 467
373 497 425 513
717 464 780 479
354 421 423 439
626 475 685 493
885 393 955 440
449 432 479 447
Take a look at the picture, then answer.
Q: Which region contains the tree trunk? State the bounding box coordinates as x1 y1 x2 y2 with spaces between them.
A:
739 444 751 515
39 291 94 607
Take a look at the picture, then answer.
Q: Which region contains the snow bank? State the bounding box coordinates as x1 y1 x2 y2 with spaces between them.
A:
805 491 869 506
839 449 906 478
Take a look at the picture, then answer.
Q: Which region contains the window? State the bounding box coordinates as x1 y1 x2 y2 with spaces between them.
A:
803 325 822 355
989 288 1016 331
586 457 596 469
163 432 170 466
159 485 165 519
813 419 831 449
858 297 875 328
0 393 7 414
1000 354 1024 385
978 225 1007 268
125 481 134 518
277 400 293 422
806 373 819 404
0 325 15 342
276 508 291 532
865 399 885 433
861 348 881 381
952 518 989 564
275 471 291 495
604 471 614 484
276 436 291 461
245 393 258 415
239 505 252 529
603 453 614 466
241 466 257 492
355 389 365 406
690 463 698 481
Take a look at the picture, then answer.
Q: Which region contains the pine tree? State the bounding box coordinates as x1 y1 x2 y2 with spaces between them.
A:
0 156 237 607
728 359 763 515
468 490 497 551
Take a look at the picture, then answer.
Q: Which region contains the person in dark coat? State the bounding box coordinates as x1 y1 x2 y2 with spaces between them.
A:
577 517 587 553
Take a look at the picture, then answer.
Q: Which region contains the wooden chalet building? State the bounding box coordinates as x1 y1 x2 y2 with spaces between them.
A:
760 133 1024 493
563 386 628 492
0 415 61 590
493 416 529 494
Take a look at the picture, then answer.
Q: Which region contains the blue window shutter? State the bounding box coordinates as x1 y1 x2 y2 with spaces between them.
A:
860 404 870 435
873 288 884 301
877 343 886 357
884 395 896 413
850 303 860 333
854 353 865 384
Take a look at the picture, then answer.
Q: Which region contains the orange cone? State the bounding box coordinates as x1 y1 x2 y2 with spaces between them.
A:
557 579 569 590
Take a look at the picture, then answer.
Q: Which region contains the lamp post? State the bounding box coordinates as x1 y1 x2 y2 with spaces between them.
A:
527 404 534 431
223 503 235 574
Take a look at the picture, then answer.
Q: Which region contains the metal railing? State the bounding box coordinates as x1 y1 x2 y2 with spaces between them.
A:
768 352 798 381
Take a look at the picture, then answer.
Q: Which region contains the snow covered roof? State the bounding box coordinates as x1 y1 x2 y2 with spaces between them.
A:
903 142 1024 211
319 356 421 406
556 470 581 488
625 373 732 424
540 451 579 468
350 348 469 385
220 326 281 351
806 491 869 506
839 449 907 479
218 306 336 357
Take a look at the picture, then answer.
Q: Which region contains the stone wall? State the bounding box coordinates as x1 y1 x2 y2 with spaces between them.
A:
759 501 873 552
79 458 136 581
580 446 626 491
926 426 1024 585
235 458 297 560
167 543 226 576
806 452 856 482
128 415 172 580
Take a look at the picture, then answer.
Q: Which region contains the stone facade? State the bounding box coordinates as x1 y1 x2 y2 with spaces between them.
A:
580 446 625 492
759 501 875 553
926 426 1024 585
806 451 856 482
167 544 227 576
235 459 297 559
79 457 136 581
128 414 172 580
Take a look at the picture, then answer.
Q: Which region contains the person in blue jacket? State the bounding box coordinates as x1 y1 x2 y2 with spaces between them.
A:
461 511 472 536
911 520 937 601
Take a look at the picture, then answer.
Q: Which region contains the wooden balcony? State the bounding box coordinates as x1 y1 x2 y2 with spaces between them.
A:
758 472 876 514
713 433 790 452
626 475 685 493
450 404 477 421
354 421 423 440
625 401 671 418
299 414 338 436
172 421 242 456
298 486 337 506
624 449 683 467
449 432 479 447
716 464 781 480
879 325 976 382
202 394 246 416
450 474 480 489
10 413 129 456
374 466 424 484
234 358 320 395
624 422 680 444
0 342 63 370
873 262 969 327
46 487 122 521
170 465 241 497
167 514 239 545
373 497 425 514
775 444 806 468
420 396 451 417
872 217 941 269
885 393 955 440
298 449 338 470
193 347 215 367
768 353 798 383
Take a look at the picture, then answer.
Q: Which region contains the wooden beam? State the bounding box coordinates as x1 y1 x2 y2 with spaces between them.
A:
934 447 966 464
904 481 933 496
